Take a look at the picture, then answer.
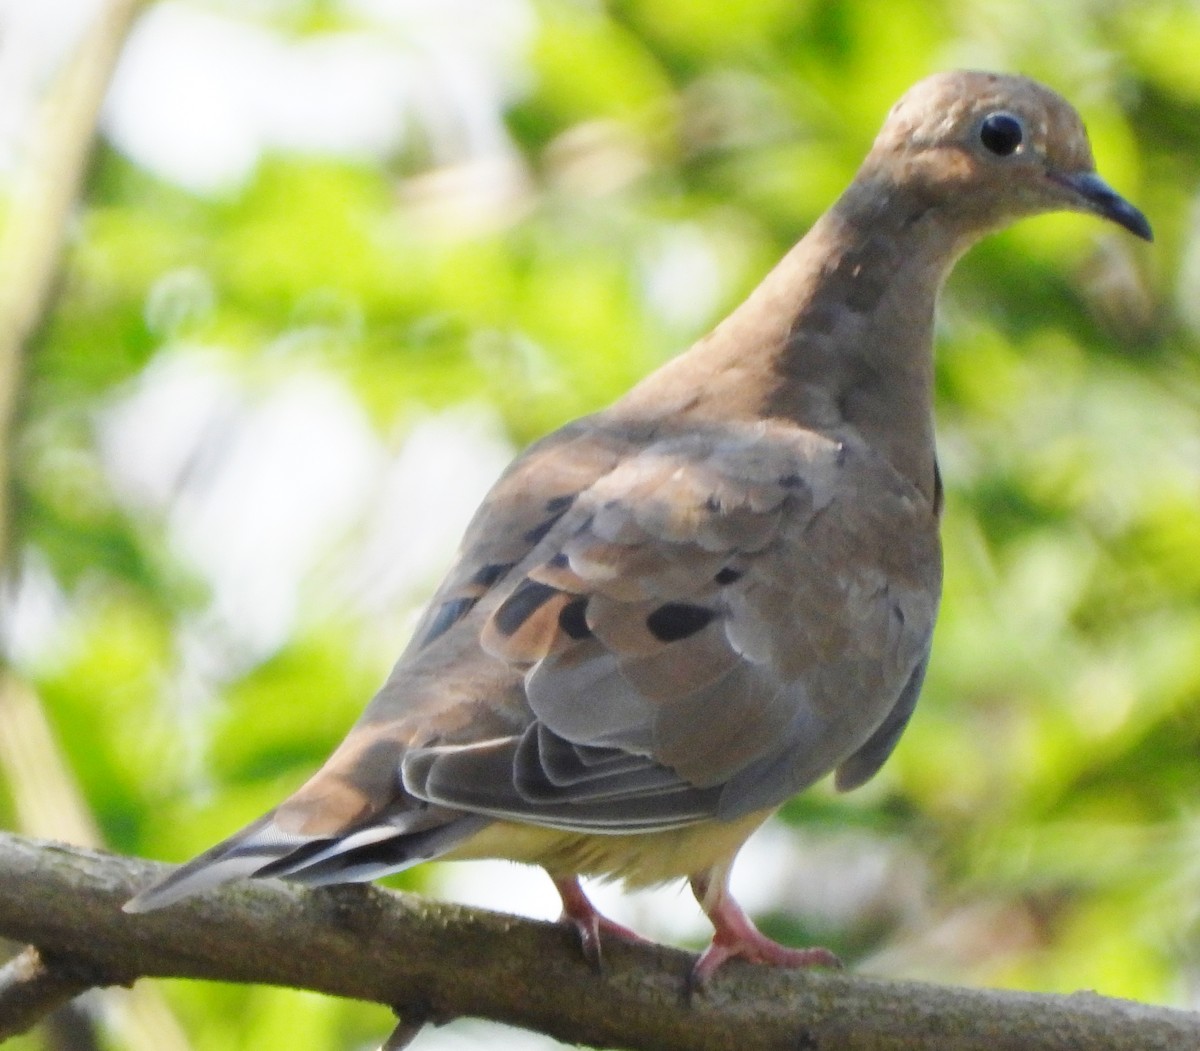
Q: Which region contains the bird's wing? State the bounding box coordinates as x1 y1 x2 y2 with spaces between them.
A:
126 414 940 911
396 415 941 833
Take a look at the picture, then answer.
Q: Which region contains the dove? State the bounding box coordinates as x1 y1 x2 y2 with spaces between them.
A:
126 71 1151 985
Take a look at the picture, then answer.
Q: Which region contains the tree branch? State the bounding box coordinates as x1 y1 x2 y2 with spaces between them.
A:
0 832 1196 1050
0 945 102 1038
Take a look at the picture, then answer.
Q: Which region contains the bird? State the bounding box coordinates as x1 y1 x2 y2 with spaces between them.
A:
125 71 1152 986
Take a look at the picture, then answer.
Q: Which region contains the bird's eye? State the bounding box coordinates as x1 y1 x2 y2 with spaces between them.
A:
979 112 1024 157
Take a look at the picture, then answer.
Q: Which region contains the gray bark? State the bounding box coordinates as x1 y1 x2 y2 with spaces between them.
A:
0 832 1196 1050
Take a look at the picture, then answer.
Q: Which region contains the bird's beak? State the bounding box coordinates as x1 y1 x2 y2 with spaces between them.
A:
1051 170 1153 241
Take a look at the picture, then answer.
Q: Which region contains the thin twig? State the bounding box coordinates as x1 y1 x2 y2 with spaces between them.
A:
0 0 146 565
0 945 104 1040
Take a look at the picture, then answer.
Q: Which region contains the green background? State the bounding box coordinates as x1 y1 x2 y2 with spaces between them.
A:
4 0 1199 1047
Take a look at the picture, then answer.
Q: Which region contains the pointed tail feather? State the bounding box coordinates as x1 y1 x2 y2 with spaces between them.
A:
254 814 489 885
124 814 309 913
124 809 488 913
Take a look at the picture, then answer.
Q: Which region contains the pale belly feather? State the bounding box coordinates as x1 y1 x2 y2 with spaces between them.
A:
442 807 776 889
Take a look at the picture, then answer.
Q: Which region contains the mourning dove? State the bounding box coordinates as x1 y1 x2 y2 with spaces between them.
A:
126 71 1151 984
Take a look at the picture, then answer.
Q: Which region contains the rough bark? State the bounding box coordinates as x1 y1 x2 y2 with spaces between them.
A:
0 832 1195 1050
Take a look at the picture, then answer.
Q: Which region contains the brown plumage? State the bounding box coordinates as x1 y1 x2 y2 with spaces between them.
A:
126 71 1151 983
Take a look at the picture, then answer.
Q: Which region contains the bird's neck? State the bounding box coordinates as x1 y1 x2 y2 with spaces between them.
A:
621 177 965 505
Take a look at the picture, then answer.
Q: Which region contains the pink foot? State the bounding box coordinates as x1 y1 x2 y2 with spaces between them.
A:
553 876 650 971
691 923 842 986
689 868 842 988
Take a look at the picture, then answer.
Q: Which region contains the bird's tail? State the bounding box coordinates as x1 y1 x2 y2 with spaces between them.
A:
124 806 487 913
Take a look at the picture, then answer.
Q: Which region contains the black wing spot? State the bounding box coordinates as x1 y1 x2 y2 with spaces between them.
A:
714 567 743 586
494 580 559 637
471 561 514 589
522 494 576 546
646 603 717 643
558 598 591 640
524 510 569 546
423 596 478 646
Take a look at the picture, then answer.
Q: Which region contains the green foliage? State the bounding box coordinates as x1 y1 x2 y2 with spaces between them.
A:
6 0 1200 1046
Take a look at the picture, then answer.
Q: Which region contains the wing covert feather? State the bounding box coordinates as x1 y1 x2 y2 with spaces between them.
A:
363 417 941 834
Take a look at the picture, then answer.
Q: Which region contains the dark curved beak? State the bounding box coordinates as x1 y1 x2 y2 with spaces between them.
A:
1052 171 1153 241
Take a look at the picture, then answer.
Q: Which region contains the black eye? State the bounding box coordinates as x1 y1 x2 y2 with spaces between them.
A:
979 112 1024 156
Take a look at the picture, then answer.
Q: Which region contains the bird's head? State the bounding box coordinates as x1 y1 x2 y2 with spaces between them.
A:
859 70 1152 243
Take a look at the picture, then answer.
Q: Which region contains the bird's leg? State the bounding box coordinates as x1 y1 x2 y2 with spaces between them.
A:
689 862 842 987
552 875 649 970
